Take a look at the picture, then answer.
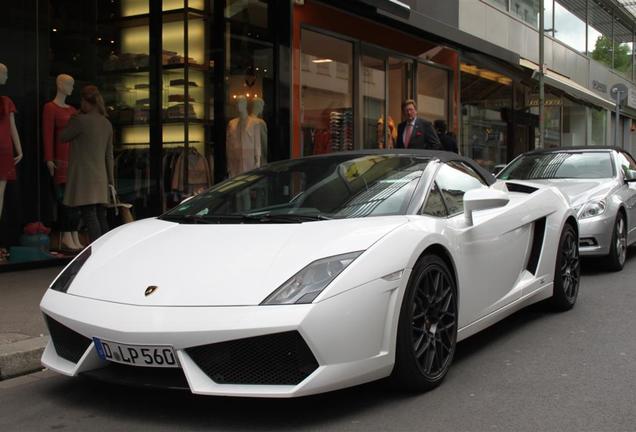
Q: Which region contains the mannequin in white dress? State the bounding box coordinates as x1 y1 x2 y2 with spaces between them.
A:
250 97 267 167
226 95 262 177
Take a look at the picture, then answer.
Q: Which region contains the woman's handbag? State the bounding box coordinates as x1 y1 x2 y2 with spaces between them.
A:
107 185 134 224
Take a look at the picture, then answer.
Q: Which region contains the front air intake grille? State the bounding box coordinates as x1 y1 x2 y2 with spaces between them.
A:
45 315 92 363
81 363 190 390
186 331 319 385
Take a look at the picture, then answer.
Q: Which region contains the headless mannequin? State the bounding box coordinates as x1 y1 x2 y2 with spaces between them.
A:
226 96 250 177
0 63 24 223
249 97 267 167
43 74 83 250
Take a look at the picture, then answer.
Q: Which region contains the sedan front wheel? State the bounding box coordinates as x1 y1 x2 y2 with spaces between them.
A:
605 213 627 272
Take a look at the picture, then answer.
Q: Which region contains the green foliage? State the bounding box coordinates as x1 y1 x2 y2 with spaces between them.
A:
591 35 632 74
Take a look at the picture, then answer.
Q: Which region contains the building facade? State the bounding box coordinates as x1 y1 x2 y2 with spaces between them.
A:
1 0 635 269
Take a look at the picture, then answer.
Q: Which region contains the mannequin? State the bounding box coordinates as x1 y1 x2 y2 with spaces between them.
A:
226 95 262 177
249 97 267 167
43 74 83 250
377 115 396 149
0 63 23 222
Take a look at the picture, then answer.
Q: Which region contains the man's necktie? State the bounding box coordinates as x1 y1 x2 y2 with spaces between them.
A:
404 123 413 148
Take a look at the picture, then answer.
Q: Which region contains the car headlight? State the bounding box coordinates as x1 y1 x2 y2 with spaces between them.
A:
50 246 92 293
261 251 363 305
577 200 606 219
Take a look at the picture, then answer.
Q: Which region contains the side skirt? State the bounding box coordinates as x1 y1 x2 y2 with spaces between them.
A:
457 283 553 342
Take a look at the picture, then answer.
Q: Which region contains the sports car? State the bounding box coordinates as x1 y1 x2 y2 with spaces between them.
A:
497 147 636 271
41 150 580 397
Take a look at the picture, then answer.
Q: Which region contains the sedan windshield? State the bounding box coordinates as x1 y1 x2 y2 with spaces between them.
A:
161 154 430 223
498 152 614 180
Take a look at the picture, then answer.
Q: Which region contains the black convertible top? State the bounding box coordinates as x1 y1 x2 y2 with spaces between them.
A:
295 149 496 186
524 146 622 154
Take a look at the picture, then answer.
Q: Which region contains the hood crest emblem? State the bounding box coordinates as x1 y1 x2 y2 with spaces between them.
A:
145 285 158 296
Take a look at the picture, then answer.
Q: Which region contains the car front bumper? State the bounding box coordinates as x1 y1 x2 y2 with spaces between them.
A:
40 275 404 398
578 212 614 256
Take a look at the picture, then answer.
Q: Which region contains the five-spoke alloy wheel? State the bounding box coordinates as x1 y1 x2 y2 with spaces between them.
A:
605 213 627 271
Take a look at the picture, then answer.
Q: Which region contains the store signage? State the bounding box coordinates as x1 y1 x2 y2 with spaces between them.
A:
528 97 562 107
592 80 608 94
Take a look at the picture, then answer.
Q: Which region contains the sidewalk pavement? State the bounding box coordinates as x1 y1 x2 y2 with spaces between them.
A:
0 266 63 380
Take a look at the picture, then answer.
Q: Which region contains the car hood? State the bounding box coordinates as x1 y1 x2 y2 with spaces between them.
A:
506 178 615 206
67 216 408 306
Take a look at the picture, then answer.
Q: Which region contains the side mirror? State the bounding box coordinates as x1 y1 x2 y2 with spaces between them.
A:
624 169 636 183
464 188 510 226
492 164 506 176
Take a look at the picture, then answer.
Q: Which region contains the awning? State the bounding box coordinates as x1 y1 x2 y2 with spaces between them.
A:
520 59 615 110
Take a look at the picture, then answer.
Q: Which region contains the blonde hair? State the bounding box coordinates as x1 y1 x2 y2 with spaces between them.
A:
401 99 417 110
81 85 107 116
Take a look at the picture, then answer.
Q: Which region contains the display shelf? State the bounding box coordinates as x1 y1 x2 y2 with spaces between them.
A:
111 119 211 128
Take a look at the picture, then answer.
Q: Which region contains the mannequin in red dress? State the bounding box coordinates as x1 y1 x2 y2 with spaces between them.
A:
43 74 82 250
0 63 24 223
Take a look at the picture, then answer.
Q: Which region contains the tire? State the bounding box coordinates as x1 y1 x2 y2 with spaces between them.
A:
604 213 627 272
392 254 458 392
550 223 580 311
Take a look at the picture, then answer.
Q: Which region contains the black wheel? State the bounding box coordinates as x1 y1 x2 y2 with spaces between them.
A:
392 254 457 392
550 223 580 311
604 213 627 272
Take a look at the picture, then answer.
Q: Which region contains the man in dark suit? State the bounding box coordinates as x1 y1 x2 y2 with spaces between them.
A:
434 119 458 153
395 99 442 150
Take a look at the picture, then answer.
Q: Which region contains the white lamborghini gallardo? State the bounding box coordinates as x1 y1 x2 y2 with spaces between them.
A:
41 150 580 397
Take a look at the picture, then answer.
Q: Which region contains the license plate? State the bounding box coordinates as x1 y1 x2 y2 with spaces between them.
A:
93 338 179 368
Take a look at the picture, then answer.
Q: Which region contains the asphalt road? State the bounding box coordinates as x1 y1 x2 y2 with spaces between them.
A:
1 250 635 432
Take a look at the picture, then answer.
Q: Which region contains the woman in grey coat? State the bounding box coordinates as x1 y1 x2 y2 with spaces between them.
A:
60 85 114 243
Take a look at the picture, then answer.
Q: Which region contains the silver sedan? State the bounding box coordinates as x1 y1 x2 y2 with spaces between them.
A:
497 147 636 271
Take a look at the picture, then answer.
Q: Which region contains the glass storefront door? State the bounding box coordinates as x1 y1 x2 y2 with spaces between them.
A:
361 46 449 151
361 54 387 149
388 56 413 134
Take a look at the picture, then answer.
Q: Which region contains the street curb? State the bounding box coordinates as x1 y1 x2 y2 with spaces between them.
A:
0 336 48 380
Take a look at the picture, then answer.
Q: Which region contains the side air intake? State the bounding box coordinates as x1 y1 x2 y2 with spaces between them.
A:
526 217 546 275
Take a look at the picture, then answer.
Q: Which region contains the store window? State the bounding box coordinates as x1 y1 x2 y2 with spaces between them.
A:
486 0 509 12
544 0 554 36
224 1 273 178
460 63 512 171
300 29 353 156
562 98 586 146
591 108 607 146
417 63 448 124
554 1 586 53
361 55 387 149
510 0 540 28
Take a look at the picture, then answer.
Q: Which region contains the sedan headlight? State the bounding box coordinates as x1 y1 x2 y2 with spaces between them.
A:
577 200 606 219
261 251 363 305
50 246 92 293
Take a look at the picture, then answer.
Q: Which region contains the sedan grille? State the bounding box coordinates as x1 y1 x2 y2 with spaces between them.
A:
45 315 92 364
186 331 319 385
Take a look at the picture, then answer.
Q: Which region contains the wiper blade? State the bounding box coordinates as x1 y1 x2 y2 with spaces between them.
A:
240 213 332 223
161 213 331 224
160 214 252 224
159 214 218 224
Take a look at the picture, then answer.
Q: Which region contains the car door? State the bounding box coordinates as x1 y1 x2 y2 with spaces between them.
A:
431 161 528 328
616 151 636 243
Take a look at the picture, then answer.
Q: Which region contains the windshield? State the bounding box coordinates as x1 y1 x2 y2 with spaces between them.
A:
498 152 614 180
161 154 430 223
